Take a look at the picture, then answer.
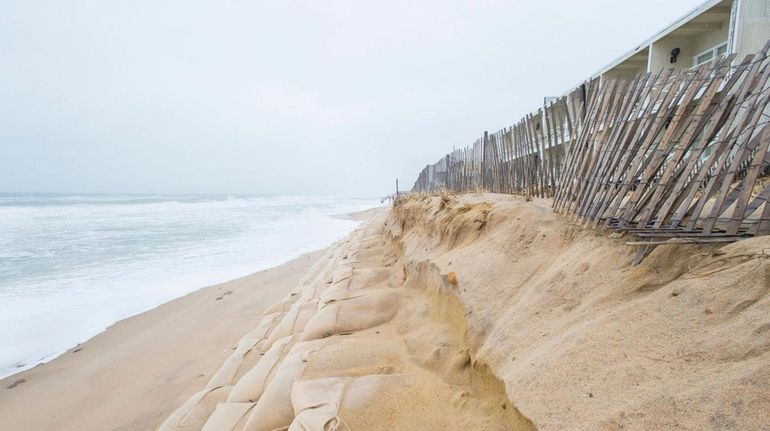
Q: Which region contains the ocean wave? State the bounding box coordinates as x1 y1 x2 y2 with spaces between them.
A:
0 194 381 378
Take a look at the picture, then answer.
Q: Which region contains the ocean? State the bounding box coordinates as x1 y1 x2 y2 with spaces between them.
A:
0 193 380 379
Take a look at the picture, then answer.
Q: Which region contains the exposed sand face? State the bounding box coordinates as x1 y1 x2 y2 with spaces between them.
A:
391 193 770 430
0 250 325 431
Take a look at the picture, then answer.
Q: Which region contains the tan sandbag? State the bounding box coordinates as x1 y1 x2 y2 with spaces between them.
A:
298 250 332 286
262 299 319 352
299 336 402 380
292 374 456 431
346 268 391 291
158 386 231 431
242 340 328 431
299 269 329 293
234 311 282 352
331 266 353 285
301 291 399 341
317 283 351 305
321 265 335 285
262 298 294 316
207 310 285 389
208 331 269 390
227 334 297 403
201 402 255 431
288 377 347 431
206 349 256 389
264 286 305 316
297 281 327 302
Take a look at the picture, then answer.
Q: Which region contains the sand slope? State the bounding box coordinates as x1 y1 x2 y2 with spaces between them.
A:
390 193 770 430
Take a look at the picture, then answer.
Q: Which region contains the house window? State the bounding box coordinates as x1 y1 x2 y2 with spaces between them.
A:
716 43 728 56
694 42 728 66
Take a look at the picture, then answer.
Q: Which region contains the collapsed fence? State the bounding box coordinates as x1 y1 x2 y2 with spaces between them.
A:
412 41 770 246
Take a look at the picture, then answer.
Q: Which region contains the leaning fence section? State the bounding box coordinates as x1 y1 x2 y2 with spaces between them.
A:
555 42 770 240
412 41 770 244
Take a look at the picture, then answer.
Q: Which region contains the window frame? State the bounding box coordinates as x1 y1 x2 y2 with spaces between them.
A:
693 41 729 66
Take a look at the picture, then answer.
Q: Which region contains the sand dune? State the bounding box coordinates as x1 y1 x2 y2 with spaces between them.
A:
391 193 770 430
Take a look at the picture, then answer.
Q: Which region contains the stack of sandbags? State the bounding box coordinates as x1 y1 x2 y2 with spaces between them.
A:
302 290 399 341
240 339 330 431
288 373 452 431
160 223 407 431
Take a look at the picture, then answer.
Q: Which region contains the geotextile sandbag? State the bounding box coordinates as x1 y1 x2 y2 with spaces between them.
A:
291 373 452 431
317 283 352 305
208 336 268 389
288 377 347 431
331 266 354 285
158 386 232 431
301 291 399 341
263 299 319 352
298 336 402 380
227 334 297 403
201 402 255 431
241 339 329 431
262 298 294 316
235 312 281 351
297 281 327 302
346 268 391 291
207 309 290 389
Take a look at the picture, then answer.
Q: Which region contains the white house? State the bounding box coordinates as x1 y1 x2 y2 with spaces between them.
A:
596 0 770 81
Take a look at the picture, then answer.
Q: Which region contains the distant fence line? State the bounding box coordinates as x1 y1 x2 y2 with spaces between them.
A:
412 41 770 243
413 81 594 197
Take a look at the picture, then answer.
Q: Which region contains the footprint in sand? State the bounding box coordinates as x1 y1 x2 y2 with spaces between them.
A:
6 379 26 390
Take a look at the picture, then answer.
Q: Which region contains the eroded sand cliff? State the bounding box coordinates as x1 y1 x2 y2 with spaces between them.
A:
161 193 770 430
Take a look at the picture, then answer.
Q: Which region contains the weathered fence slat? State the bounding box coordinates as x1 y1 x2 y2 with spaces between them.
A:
411 42 770 244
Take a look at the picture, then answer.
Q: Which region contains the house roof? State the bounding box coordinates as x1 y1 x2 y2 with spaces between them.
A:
591 0 728 79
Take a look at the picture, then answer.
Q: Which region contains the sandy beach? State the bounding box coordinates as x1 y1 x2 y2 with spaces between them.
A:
0 249 326 431
5 1 770 429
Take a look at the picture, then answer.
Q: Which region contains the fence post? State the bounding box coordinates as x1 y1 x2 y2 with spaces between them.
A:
481 131 488 190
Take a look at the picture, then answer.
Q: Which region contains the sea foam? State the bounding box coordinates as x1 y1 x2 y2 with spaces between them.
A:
0 194 380 379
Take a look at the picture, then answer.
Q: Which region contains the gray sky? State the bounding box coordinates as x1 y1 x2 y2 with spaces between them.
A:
1 0 704 197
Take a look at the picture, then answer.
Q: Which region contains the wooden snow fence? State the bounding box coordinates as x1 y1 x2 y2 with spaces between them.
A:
411 41 770 256
412 81 589 197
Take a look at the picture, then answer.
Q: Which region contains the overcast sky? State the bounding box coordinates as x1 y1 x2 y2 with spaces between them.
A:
1 0 705 197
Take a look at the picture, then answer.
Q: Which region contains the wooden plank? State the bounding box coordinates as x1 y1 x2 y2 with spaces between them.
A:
625 237 744 245
601 68 683 226
701 62 770 232
653 53 757 228
584 72 655 226
636 55 735 226
619 64 709 224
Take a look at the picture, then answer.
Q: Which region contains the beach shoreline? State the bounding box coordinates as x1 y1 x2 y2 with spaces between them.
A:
0 195 383 382
0 247 327 431
0 206 384 431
